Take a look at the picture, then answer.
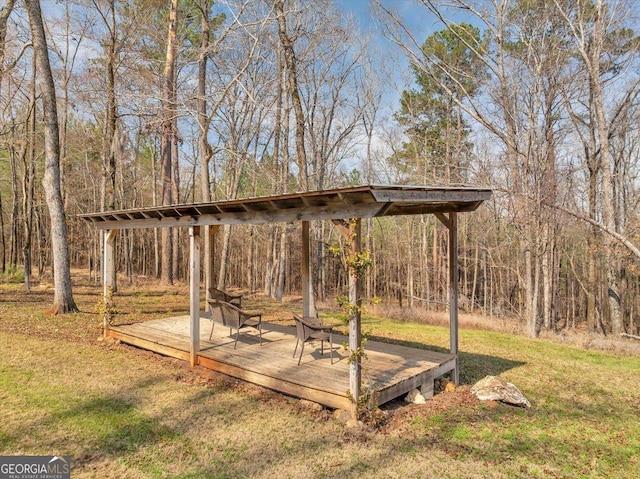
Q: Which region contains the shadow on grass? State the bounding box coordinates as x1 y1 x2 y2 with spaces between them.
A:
115 291 177 298
367 334 525 385
386 400 632 477
2 333 634 479
0 290 51 303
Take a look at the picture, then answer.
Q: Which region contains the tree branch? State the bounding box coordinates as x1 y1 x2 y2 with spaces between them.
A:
542 200 640 261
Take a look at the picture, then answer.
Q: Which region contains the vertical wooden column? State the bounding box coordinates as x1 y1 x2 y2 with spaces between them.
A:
103 229 118 338
189 226 201 367
436 212 460 385
333 218 362 414
204 225 219 304
349 218 363 407
448 213 459 385
204 226 212 298
302 221 311 318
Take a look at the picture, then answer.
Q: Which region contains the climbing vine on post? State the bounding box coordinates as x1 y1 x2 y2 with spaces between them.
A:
331 218 379 420
94 287 117 338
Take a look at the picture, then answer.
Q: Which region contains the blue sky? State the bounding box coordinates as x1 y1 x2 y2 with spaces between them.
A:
333 0 441 114
336 0 437 40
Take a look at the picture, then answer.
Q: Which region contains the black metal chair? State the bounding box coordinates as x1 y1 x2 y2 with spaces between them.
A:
292 313 333 365
209 300 262 349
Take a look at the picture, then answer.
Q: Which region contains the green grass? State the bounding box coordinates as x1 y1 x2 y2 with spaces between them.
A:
1 280 640 478
363 315 640 478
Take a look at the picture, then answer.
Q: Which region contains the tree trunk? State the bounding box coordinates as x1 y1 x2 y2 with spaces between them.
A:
0 191 5 274
471 235 479 312
265 44 284 299
247 226 255 292
23 60 37 292
26 0 78 313
105 0 117 211
264 228 275 298
160 0 178 285
101 0 119 289
542 229 553 330
407 220 414 308
275 227 286 301
0 1 17 62
588 1 623 335
9 124 20 271
171 137 180 280
196 0 214 295
150 145 160 278
216 225 231 290
274 0 308 190
0 0 16 276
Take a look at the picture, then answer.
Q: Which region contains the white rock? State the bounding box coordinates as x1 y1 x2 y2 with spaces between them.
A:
471 375 531 408
405 388 426 404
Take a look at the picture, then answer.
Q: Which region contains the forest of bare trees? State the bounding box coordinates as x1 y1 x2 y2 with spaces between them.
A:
1 0 639 338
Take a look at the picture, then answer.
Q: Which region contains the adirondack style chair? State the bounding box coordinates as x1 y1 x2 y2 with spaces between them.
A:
292 313 334 365
209 300 262 349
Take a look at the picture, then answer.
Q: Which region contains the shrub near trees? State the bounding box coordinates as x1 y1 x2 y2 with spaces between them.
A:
0 0 639 338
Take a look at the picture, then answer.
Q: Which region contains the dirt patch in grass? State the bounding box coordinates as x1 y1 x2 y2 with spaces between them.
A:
378 386 480 433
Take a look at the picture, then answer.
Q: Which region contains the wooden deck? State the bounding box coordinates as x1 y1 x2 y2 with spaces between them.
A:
109 316 456 410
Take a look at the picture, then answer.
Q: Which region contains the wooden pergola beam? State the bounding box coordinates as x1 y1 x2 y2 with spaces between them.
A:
85 202 386 231
80 185 492 231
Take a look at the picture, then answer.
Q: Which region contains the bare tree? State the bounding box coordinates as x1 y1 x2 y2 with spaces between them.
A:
0 0 18 277
25 0 78 313
194 0 215 294
553 0 640 335
160 0 179 285
22 60 37 292
274 0 308 190
0 1 17 65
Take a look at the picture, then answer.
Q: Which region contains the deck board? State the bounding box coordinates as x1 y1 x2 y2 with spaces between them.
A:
109 316 455 409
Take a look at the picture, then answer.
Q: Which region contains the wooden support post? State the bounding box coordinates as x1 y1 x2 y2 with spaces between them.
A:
435 212 461 385
204 225 212 299
349 219 363 412
302 221 311 318
448 212 459 385
189 226 201 367
333 218 362 416
205 225 219 304
103 229 118 338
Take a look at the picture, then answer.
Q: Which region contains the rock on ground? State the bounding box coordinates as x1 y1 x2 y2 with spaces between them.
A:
405 388 426 404
471 375 531 408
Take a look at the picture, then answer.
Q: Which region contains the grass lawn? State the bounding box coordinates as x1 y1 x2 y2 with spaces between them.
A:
1 279 639 478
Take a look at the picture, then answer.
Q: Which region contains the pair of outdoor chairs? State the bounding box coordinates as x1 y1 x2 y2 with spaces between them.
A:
207 288 262 349
207 287 334 365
